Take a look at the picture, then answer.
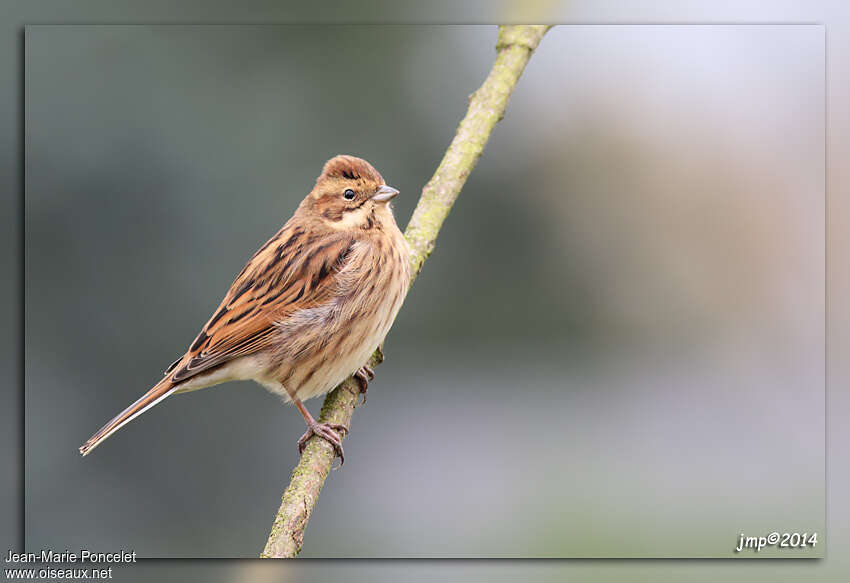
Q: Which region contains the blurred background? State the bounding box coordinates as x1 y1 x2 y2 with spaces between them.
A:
22 23 824 559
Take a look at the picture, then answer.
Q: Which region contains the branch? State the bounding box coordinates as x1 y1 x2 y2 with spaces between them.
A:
260 24 552 559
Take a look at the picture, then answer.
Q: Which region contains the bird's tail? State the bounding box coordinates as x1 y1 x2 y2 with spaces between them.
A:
79 377 177 457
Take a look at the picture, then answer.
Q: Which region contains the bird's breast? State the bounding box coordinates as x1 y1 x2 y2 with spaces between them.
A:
279 231 409 401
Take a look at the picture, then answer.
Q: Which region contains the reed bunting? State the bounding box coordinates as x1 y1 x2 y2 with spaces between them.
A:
79 155 410 464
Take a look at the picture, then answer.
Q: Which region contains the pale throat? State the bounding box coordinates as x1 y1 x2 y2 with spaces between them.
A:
323 204 395 231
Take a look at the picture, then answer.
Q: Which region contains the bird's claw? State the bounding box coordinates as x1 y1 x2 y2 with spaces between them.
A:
353 365 375 406
297 422 348 467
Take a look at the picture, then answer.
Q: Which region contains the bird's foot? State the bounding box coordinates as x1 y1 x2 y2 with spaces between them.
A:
353 365 375 406
297 421 348 467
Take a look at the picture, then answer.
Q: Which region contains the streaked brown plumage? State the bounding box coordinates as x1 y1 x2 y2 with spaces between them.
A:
79 155 410 463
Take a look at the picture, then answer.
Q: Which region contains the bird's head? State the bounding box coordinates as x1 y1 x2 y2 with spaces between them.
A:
302 155 400 231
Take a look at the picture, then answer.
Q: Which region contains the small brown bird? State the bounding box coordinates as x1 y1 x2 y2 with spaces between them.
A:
79 155 410 464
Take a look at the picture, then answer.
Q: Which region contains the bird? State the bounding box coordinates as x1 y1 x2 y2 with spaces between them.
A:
79 155 410 465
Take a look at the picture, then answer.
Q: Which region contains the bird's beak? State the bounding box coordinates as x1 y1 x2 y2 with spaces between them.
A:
371 184 399 202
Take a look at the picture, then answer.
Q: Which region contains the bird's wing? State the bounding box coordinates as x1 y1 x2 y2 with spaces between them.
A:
169 221 357 383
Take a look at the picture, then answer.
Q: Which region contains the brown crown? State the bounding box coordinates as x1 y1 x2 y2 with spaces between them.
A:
319 155 384 185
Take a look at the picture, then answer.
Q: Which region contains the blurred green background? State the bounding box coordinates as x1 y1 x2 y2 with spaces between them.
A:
22 23 824 559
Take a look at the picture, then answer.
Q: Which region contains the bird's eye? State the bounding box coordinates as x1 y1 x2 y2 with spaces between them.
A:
343 189 356 200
